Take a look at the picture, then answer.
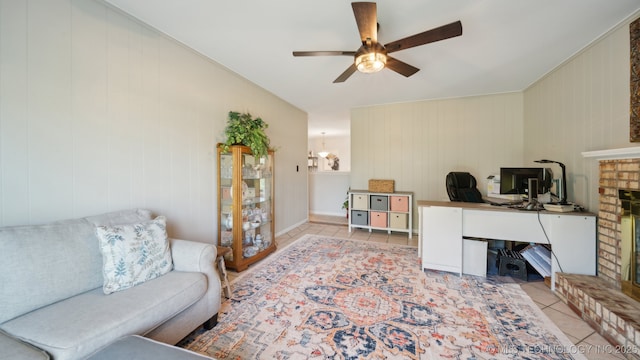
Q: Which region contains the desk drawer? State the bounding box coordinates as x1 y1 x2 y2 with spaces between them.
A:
463 209 546 242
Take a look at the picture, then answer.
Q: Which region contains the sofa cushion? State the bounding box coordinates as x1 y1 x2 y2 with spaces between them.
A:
0 329 50 360
96 216 173 294
0 271 207 360
83 209 153 227
86 335 214 360
0 222 101 324
0 209 153 324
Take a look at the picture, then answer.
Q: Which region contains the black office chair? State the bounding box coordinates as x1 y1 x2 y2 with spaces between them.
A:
446 172 484 203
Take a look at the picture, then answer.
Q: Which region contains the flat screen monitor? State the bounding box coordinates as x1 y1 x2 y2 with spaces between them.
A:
500 167 553 196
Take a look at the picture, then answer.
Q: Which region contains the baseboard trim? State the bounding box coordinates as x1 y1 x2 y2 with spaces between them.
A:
309 211 346 217
275 218 308 237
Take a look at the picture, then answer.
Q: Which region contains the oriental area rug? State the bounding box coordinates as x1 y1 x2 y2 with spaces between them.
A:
178 234 585 360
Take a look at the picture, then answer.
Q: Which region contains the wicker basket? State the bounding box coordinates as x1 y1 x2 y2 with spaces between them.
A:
368 179 394 193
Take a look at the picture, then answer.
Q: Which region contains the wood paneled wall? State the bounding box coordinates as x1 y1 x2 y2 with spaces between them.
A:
524 18 633 212
0 0 308 242
351 92 525 226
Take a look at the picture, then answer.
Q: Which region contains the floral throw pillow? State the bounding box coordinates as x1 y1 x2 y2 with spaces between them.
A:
95 216 173 294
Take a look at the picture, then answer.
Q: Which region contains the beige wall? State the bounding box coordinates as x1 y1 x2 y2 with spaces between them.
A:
523 15 635 212
352 12 639 216
351 92 525 225
0 0 308 242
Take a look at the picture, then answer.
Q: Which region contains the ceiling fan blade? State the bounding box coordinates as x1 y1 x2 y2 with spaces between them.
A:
352 2 377 44
293 51 357 57
385 56 420 77
333 64 358 83
385 20 462 54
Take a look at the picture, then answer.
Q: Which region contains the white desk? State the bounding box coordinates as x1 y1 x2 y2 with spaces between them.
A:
417 201 597 290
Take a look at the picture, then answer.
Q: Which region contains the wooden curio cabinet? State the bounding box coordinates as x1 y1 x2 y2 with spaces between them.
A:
217 144 275 271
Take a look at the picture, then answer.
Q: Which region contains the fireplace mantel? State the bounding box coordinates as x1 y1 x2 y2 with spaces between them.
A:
582 146 640 160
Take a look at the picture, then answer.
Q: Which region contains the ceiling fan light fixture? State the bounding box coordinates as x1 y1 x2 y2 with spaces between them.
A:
292 3 463 83
355 42 387 73
355 51 387 73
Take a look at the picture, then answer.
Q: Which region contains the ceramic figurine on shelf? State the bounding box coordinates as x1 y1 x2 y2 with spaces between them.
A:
225 213 233 230
254 234 263 249
244 232 252 245
241 181 249 199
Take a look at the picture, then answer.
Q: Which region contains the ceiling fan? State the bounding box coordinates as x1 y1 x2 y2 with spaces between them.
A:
292 2 462 83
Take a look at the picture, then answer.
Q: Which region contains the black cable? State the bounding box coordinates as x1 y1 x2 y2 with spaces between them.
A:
535 208 564 273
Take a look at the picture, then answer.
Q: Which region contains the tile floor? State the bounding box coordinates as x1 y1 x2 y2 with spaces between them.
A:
225 215 627 360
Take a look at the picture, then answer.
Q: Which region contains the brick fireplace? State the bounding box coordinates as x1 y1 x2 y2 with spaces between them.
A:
554 149 640 358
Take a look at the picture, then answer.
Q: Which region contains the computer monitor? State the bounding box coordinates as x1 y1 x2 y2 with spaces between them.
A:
499 167 553 196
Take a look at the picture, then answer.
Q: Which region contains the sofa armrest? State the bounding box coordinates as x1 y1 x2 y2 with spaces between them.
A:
170 238 217 273
168 239 221 321
0 329 50 360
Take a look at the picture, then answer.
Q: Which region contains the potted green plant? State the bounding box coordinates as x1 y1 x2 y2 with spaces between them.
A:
341 192 349 218
222 111 271 159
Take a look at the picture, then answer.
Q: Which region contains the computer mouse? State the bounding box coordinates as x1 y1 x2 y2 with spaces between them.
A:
525 202 536 210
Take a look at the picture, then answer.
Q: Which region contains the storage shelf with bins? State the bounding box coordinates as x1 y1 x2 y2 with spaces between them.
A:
348 190 413 238
218 144 275 272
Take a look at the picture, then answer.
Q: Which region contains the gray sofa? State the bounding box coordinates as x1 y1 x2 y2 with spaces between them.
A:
0 209 221 360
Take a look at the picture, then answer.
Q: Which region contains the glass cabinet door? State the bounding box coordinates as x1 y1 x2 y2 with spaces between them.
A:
217 144 275 271
219 152 234 251
238 151 273 258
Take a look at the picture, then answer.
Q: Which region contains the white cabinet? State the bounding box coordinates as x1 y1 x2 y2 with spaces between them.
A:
348 190 413 238
463 239 488 277
547 214 597 275
418 201 596 289
421 206 462 275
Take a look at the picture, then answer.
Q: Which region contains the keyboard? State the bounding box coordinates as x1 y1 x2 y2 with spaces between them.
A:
484 197 523 206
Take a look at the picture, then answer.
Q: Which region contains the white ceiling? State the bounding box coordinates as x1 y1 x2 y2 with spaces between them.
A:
104 0 640 138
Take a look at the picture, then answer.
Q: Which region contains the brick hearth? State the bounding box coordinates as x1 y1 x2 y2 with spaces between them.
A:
556 274 640 354
554 158 640 359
